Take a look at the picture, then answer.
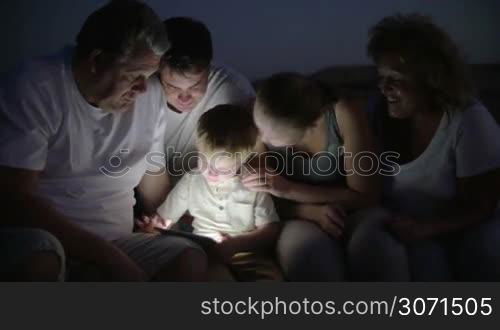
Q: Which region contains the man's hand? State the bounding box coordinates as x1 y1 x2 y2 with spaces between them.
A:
135 213 173 234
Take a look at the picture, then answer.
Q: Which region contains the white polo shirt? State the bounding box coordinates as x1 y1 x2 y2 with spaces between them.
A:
0 47 167 241
157 172 279 242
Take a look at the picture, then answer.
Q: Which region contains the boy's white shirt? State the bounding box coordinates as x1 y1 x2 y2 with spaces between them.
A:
157 172 279 242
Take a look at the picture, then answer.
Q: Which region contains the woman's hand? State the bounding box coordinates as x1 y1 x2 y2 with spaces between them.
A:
241 167 293 198
305 203 346 238
385 216 440 242
134 213 173 234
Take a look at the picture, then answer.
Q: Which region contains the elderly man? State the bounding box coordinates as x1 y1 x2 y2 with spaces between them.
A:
0 0 205 281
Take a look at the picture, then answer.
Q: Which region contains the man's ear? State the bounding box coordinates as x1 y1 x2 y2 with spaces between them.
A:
88 49 103 74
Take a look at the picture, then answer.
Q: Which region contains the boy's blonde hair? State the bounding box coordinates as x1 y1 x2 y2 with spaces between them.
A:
196 104 258 159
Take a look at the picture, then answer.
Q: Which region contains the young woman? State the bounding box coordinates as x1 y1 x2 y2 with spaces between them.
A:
242 73 380 281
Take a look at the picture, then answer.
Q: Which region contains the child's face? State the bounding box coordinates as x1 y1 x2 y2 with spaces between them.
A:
198 151 243 184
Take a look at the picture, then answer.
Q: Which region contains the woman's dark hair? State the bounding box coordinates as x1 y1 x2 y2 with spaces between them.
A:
256 73 331 130
367 14 473 113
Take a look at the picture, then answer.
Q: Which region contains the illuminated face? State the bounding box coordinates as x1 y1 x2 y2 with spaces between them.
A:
94 48 161 113
377 53 419 119
159 66 209 113
197 149 242 184
253 102 305 147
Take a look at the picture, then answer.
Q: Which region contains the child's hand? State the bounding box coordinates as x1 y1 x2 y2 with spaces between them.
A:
135 213 173 234
211 233 240 264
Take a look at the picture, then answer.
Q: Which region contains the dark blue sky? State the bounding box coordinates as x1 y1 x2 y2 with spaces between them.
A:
1 0 499 80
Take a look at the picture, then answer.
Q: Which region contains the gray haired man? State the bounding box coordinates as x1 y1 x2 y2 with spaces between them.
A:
0 0 206 281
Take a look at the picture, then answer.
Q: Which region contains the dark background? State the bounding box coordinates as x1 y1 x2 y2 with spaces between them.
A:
1 0 499 81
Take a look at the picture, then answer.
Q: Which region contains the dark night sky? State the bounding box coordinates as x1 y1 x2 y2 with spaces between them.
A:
1 0 499 80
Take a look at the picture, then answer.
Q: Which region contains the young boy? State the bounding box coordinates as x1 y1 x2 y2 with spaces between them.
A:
138 104 282 280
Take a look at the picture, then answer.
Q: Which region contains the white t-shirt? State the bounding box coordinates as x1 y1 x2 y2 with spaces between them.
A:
0 47 166 241
382 102 500 218
163 64 255 177
157 172 279 242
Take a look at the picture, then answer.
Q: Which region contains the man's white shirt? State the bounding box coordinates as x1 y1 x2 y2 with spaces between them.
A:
0 47 167 240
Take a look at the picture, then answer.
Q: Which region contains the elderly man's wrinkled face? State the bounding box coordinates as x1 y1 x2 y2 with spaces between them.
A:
159 66 209 113
93 47 162 113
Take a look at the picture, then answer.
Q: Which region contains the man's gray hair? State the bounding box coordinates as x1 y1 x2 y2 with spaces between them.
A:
76 0 169 60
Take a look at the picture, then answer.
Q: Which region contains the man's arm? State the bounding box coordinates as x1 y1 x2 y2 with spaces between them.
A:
135 168 170 215
0 166 146 281
156 173 190 222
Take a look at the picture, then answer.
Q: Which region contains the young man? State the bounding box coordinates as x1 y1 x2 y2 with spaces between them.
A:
0 0 205 281
158 17 255 179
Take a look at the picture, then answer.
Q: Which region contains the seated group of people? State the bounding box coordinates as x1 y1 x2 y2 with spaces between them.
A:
1 0 499 281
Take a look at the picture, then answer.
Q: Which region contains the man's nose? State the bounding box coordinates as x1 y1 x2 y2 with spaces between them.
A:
178 93 192 103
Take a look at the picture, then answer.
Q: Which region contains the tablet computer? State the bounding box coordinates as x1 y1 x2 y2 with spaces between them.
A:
158 229 217 249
